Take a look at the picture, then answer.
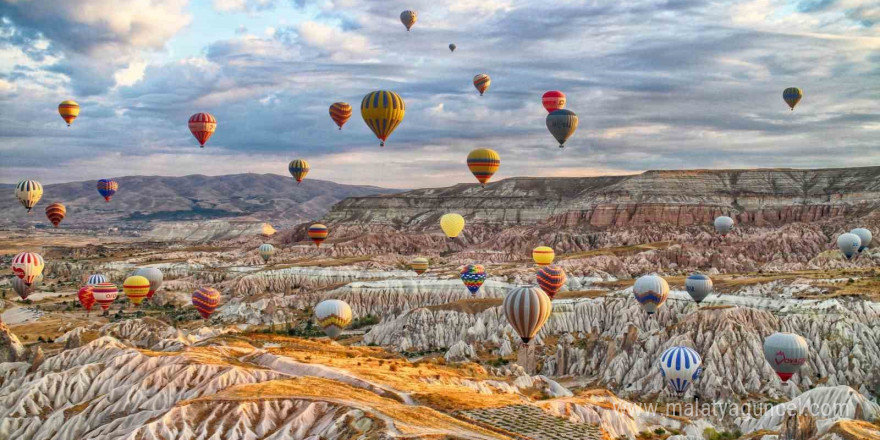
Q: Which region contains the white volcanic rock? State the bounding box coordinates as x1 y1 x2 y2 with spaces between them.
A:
738 386 880 435
445 341 477 362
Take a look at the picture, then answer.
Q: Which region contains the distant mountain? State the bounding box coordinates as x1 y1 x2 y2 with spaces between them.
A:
0 174 400 229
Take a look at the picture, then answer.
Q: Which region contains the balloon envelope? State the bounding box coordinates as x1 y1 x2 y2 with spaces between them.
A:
58 100 80 126
92 283 118 311
546 109 578 148
289 159 310 183
45 203 66 227
123 275 151 306
315 299 353 339
850 228 872 252
132 267 163 298
410 257 429 275
837 233 861 260
542 91 566 113
11 252 44 286
192 287 221 319
449 43 456 52
503 285 552 343
467 148 500 186
15 180 43 213
97 179 118 202
783 87 803 110
536 265 566 299
633 274 669 314
473 74 491 96
763 332 808 382
460 264 487 296
361 91 405 147
440 213 465 238
11 276 37 300
188 112 217 147
532 246 555 266
329 102 352 130
308 224 329 247
685 273 713 303
259 243 275 263
660 346 702 395
714 216 734 236
77 285 96 312
86 274 107 285
400 10 417 30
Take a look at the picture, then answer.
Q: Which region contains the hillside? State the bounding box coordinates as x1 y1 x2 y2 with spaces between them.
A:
0 174 399 229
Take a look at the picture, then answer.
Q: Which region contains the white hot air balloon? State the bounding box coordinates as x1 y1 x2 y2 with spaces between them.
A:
714 216 734 236
837 233 861 260
633 274 669 314
11 252 44 286
259 243 276 263
763 332 809 382
850 228 872 252
314 299 353 340
86 274 107 285
685 273 713 304
659 346 703 396
503 285 552 344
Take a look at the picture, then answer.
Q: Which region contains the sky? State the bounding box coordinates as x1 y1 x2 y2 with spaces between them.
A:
0 0 877 189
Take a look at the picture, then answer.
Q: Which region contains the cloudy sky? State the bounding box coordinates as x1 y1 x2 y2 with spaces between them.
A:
0 0 877 188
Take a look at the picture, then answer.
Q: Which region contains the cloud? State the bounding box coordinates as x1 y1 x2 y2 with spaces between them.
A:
212 0 277 13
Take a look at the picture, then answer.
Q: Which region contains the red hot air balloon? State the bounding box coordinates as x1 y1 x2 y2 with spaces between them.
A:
542 91 566 113
536 265 566 299
92 282 118 312
188 113 217 148
78 285 96 313
45 203 66 227
192 287 221 320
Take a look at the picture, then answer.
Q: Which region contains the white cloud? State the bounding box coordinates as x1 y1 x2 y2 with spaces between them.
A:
295 21 373 60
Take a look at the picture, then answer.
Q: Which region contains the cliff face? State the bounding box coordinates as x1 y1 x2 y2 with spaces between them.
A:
325 167 880 228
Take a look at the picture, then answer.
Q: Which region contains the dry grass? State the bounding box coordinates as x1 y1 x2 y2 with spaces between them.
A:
559 241 674 261
826 420 880 440
194 377 511 438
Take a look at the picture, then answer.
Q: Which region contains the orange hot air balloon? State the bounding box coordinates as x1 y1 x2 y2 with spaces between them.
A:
45 203 66 227
467 149 500 187
329 102 352 130
78 285 96 313
123 275 151 306
188 112 217 147
473 74 491 96
58 100 80 126
308 223 329 247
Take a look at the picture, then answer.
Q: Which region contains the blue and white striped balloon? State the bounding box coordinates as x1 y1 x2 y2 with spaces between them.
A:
86 274 107 285
659 346 702 395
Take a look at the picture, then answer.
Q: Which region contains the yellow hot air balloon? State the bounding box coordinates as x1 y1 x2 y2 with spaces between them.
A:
532 246 555 266
58 100 80 126
440 213 465 239
467 149 500 187
361 90 405 147
261 223 277 237
123 275 151 306
289 159 310 183
15 180 43 213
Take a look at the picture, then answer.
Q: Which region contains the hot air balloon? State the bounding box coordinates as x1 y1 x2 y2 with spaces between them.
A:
92 282 118 312
188 112 217 147
536 265 566 299
261 223 277 237
837 233 861 260
546 109 578 148
259 243 275 263
449 43 456 52
97 179 118 202
763 332 808 382
123 275 150 307
308 224 329 247
532 246 555 266
633 274 669 314
11 252 44 286
58 100 80 126
289 159 310 183
361 91 405 147
473 74 491 96
850 228 872 252
45 203 66 227
503 285 552 344
193 287 221 320
329 102 352 130
542 91 566 113
783 87 803 111
410 257 429 275
460 264 486 296
11 276 37 300
400 10 417 31
86 274 107 285
714 216 734 236
132 267 163 299
440 213 465 239
685 273 713 304
15 180 43 213
315 299 353 339
467 148 500 187
659 346 703 396
77 285 96 313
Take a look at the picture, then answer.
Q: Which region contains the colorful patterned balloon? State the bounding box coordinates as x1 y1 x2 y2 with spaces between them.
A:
15 180 43 213
97 179 118 202
536 265 566 299
92 282 118 311
123 275 151 306
410 257 429 275
308 224 329 247
11 252 44 286
329 102 352 130
192 286 221 320
542 91 566 113
473 74 491 96
467 148 500 187
783 87 802 110
132 267 163 299
315 299 353 339
400 10 417 31
77 285 96 312
259 243 275 263
289 159 310 183
460 264 487 296
188 112 217 147
45 202 66 227
58 100 80 126
633 274 669 314
503 285 552 343
361 91 405 147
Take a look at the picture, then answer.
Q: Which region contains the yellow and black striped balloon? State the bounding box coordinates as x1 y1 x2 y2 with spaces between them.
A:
361 90 405 147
